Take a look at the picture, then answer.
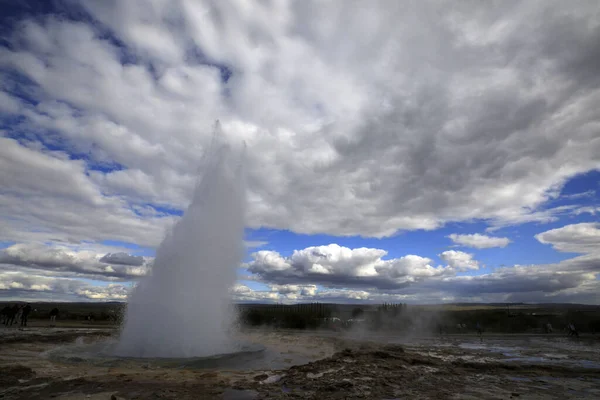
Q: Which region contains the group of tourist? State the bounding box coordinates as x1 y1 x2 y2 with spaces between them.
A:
1 303 32 327
1 305 60 327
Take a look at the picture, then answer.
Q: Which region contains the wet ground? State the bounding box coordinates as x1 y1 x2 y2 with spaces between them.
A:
1 327 599 399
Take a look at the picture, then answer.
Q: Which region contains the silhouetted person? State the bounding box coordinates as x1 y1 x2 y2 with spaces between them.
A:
567 321 578 337
14 305 23 324
5 304 19 326
476 321 483 342
589 320 600 334
20 304 32 327
49 307 59 325
1 305 11 324
437 323 446 337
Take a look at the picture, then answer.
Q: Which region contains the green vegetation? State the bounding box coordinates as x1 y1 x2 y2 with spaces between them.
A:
2 301 599 334
237 302 600 333
437 304 600 334
238 303 333 329
351 307 364 318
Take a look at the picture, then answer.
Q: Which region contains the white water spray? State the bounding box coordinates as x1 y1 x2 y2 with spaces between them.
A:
116 122 246 358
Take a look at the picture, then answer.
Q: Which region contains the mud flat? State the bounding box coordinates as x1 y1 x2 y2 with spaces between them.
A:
1 328 599 399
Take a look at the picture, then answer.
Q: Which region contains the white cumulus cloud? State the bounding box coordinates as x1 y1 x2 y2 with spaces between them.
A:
448 233 511 249
535 223 600 254
247 244 451 290
439 250 480 271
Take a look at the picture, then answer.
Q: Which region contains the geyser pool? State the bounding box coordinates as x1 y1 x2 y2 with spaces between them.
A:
45 338 267 370
116 123 247 358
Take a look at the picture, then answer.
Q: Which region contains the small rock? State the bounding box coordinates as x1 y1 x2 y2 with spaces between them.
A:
511 393 520 397
253 374 268 382
372 351 395 359
382 345 405 353
331 380 354 389
261 374 284 384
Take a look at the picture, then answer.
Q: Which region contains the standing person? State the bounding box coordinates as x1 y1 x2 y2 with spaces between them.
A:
6 304 19 326
49 307 59 325
3 306 11 326
14 305 23 325
476 321 483 342
1 305 11 324
568 321 579 337
20 304 32 327
437 323 445 337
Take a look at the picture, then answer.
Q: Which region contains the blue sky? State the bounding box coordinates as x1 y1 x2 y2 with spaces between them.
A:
0 1 599 304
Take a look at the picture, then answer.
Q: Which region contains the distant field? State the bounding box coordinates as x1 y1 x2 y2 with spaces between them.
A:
2 301 599 334
0 301 124 323
17 320 118 328
412 303 600 311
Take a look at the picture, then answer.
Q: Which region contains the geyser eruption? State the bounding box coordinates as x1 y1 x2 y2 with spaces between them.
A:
116 122 246 358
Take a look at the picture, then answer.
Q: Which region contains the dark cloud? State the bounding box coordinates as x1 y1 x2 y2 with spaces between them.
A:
0 270 129 301
1 1 599 242
99 252 145 266
0 243 149 281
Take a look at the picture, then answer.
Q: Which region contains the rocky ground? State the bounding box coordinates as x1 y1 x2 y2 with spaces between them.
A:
1 327 599 399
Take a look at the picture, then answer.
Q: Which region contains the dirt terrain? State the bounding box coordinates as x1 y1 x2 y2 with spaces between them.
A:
1 327 599 399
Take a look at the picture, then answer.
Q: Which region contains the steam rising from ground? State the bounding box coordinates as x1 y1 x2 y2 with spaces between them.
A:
116 123 246 358
343 306 445 344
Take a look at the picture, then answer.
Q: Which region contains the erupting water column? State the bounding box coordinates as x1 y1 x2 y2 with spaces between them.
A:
116 122 246 358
